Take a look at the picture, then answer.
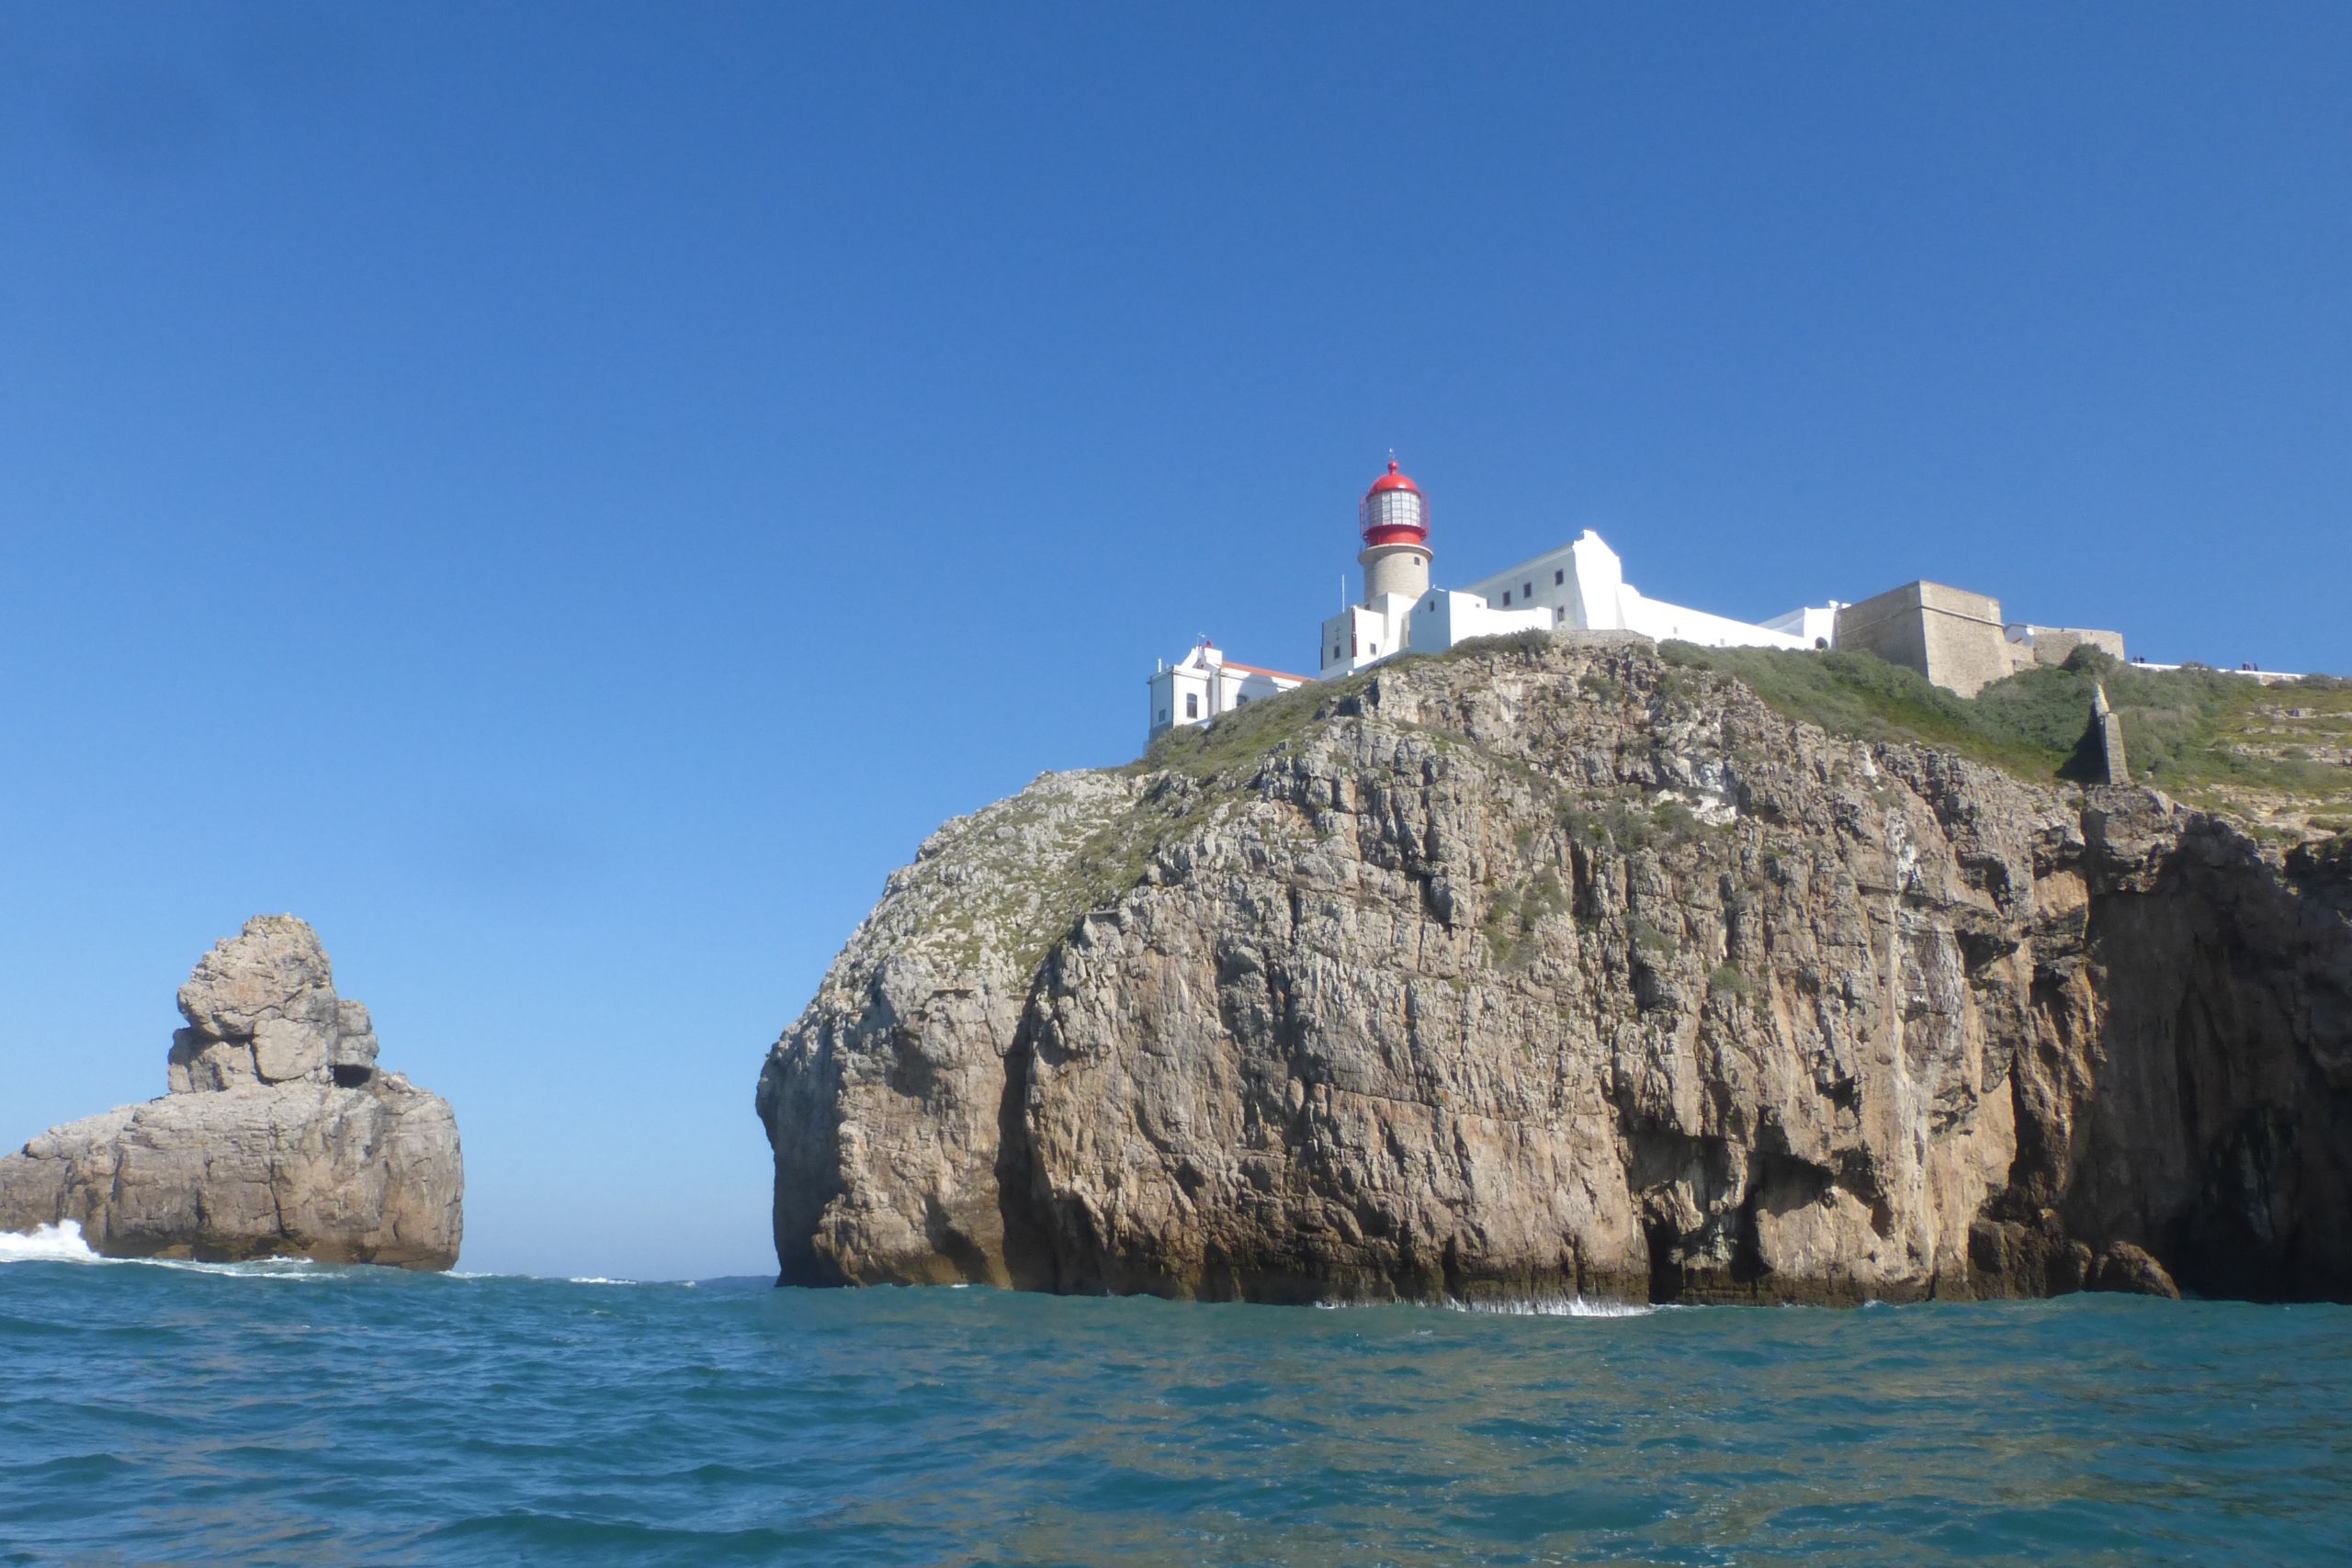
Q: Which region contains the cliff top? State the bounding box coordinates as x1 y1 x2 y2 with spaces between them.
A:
1653 640 2352 846
1139 631 2349 850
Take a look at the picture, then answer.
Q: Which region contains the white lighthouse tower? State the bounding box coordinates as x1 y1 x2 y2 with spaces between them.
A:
1318 457 1434 676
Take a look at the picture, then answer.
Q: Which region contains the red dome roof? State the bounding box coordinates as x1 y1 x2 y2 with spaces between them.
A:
1358 457 1430 547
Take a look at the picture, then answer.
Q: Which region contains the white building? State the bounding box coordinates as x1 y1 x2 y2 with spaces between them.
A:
1148 458 1840 743
1147 641 1310 739
1461 530 1829 650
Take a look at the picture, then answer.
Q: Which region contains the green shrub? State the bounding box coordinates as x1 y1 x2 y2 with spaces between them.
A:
1658 641 2352 818
1651 800 1703 841
1482 868 1570 967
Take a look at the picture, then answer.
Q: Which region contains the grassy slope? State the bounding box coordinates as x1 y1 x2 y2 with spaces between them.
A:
1126 637 2352 849
1662 643 2352 840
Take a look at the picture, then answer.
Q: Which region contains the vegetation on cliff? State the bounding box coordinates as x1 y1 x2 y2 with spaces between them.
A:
1660 641 2352 839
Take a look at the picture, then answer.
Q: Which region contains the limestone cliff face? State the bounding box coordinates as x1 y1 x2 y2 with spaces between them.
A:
758 637 2352 1304
0 917 463 1269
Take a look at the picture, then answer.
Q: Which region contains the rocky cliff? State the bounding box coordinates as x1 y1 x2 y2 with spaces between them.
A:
1 916 463 1269
758 635 2352 1305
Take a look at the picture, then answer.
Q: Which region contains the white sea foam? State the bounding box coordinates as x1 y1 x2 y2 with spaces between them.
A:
0 1224 337 1279
568 1276 638 1286
0 1220 104 1264
1311 1292 1659 1317
1443 1295 1657 1319
158 1258 335 1280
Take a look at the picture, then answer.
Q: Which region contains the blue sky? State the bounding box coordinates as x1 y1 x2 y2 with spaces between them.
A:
3 5 2346 1279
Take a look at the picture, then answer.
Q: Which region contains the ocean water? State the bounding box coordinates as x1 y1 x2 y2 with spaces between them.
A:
3 1226 2347 1565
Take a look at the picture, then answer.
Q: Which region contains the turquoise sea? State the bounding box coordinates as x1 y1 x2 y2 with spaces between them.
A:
3 1232 2347 1565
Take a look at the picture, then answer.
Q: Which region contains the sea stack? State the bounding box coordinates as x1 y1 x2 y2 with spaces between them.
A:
0 916 463 1269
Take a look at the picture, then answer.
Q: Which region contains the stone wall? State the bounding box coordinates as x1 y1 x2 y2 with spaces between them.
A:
2087 683 2130 784
2016 625 2128 668
1833 581 2023 697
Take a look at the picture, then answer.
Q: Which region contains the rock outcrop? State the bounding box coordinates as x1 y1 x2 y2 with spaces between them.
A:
0 916 463 1269
758 635 2352 1304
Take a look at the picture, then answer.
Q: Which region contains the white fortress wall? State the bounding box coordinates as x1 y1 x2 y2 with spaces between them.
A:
1618 593 1812 650
1761 604 1842 648
1464 529 1810 650
1411 590 1553 650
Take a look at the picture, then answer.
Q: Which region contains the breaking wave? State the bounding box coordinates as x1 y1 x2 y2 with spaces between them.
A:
0 1223 340 1279
0 1220 103 1264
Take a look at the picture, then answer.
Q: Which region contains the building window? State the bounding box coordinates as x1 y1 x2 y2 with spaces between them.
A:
1185 694 1198 719
1524 582 1533 597
1332 644 1341 660
1157 709 1168 725
1502 591 1511 605
1238 694 1250 705
1351 634 1359 656
1414 555 1423 565
1369 642 1379 654
1555 569 1565 585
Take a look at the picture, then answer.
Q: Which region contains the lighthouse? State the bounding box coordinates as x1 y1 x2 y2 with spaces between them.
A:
1317 457 1438 677
1358 457 1431 604
1142 450 2052 747
1151 451 1871 744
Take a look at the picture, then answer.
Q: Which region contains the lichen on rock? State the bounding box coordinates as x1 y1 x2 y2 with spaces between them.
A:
759 634 2352 1306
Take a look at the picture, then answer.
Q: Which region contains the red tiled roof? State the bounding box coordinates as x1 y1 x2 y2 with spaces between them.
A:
1221 660 1312 683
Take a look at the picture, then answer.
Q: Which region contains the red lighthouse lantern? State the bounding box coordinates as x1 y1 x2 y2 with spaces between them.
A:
1359 458 1429 547
1356 457 1432 605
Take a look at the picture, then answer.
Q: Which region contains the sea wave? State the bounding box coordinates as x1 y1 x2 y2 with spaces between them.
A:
0 1220 102 1264
152 1258 338 1280
1309 1292 1660 1317
0 1223 337 1279
1448 1295 1659 1318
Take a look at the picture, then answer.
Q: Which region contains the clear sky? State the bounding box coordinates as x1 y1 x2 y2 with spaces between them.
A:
4 5 2346 1280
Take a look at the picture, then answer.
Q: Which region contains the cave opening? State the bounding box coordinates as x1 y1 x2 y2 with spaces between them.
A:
1644 1219 1685 1303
